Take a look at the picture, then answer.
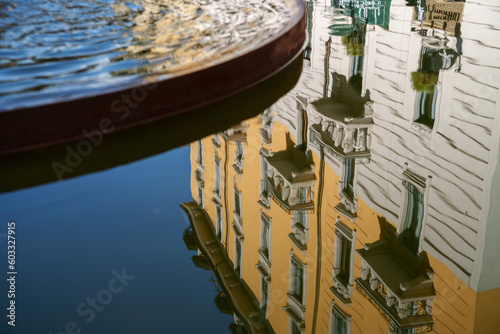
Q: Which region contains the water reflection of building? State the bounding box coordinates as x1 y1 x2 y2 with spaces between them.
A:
182 115 499 333
183 109 496 332
358 0 500 293
181 1 500 333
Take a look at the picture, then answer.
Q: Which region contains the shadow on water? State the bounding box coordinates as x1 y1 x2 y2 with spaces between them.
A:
0 54 303 193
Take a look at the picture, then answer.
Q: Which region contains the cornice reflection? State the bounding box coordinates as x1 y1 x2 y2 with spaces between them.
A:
181 1 500 333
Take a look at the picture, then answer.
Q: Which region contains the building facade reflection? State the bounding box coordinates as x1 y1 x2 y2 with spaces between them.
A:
181 0 500 333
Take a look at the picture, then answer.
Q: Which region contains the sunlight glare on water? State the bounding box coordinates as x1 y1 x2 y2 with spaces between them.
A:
0 0 292 110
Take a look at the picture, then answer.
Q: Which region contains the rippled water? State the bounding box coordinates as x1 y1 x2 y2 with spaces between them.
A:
0 0 291 110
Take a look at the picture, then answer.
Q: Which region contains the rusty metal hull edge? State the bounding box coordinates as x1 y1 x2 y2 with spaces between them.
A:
0 0 306 155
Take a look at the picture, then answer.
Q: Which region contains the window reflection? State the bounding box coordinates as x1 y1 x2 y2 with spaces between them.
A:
180 1 500 333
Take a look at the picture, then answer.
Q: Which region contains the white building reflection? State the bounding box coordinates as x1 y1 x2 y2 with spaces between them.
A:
182 1 500 333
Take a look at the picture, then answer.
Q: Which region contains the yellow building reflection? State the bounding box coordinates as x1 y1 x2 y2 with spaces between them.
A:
181 105 499 333
181 1 500 333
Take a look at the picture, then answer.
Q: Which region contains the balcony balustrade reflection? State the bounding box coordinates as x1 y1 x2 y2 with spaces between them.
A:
356 217 435 333
309 73 373 165
264 144 316 214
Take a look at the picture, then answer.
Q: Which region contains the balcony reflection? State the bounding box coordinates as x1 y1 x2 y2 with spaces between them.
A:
181 0 500 333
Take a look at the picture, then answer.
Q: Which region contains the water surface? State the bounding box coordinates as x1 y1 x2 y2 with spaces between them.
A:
1 0 500 333
0 0 291 110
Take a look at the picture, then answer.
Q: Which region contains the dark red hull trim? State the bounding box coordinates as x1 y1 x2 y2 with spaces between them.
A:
0 0 306 155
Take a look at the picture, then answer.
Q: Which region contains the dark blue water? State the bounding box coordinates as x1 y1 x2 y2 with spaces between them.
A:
0 148 233 333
